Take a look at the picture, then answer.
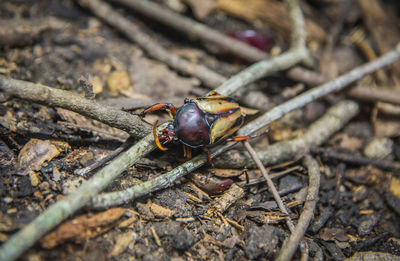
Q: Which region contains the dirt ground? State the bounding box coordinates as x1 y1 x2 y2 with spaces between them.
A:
1 0 400 260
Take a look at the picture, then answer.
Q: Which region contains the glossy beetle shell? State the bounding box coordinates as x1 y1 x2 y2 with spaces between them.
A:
174 95 244 148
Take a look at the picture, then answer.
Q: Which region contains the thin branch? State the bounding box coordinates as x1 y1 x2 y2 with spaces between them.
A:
236 43 400 137
111 0 311 83
77 0 226 89
2 4 400 261
276 155 320 261
348 85 400 106
0 132 157 261
311 147 400 173
0 76 151 138
215 100 360 168
0 2 310 258
110 0 269 62
91 42 400 207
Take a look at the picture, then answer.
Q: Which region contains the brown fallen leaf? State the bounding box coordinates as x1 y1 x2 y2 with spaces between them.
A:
149 201 176 218
320 227 349 242
137 200 176 219
16 139 67 175
215 0 327 43
108 231 136 258
389 177 400 199
338 134 363 152
183 0 216 20
107 70 131 96
40 208 127 248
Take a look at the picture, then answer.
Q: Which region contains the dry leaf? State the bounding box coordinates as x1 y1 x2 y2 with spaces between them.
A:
338 135 363 152
320 227 349 242
16 139 62 175
107 70 131 95
183 0 216 20
149 202 176 218
40 208 127 248
108 231 136 258
389 177 400 199
215 0 327 43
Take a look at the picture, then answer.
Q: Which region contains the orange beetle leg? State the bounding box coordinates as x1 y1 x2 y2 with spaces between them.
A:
153 120 167 151
186 146 192 159
202 147 214 168
141 103 177 119
226 129 269 142
207 91 221 96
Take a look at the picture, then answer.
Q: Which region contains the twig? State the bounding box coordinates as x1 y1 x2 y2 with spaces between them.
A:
332 163 345 207
286 67 327 86
311 147 400 173
235 43 400 137
243 140 309 259
0 76 151 138
91 41 400 207
215 100 359 168
0 131 157 261
348 85 400 106
110 0 269 62
0 1 309 259
77 0 226 89
0 17 69 47
2 3 400 261
111 0 311 84
74 138 134 176
276 155 320 261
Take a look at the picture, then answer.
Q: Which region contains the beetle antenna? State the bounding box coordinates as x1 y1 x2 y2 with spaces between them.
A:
153 120 167 151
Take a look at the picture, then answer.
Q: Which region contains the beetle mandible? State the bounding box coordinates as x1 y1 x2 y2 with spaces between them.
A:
140 91 251 164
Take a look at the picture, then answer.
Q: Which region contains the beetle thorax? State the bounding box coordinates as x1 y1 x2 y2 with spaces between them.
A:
174 102 210 148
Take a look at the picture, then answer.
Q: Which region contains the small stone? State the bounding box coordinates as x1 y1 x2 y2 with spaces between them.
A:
62 176 86 194
364 137 393 159
33 190 43 200
29 171 40 187
358 212 381 236
353 185 368 202
3 197 13 204
52 167 61 182
244 225 283 259
172 230 195 250
39 181 50 191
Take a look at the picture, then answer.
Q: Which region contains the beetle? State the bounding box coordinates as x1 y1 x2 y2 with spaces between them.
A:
140 91 251 164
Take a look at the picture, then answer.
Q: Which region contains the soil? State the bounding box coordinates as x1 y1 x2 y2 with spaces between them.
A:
1 0 400 260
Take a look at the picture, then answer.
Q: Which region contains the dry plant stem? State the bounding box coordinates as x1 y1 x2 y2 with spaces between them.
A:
348 85 400 106
236 43 400 137
0 1 308 259
77 0 226 89
243 141 308 258
111 0 268 62
92 42 400 207
243 141 294 228
215 0 310 95
0 131 157 261
0 76 151 138
311 147 400 173
215 100 359 168
276 155 320 261
2 4 399 261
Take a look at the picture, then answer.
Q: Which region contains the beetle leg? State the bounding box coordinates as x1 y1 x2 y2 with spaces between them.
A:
207 91 222 97
226 129 269 142
202 147 214 168
140 103 177 119
153 120 167 151
183 145 192 159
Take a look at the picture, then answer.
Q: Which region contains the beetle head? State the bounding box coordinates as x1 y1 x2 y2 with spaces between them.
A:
153 121 177 151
